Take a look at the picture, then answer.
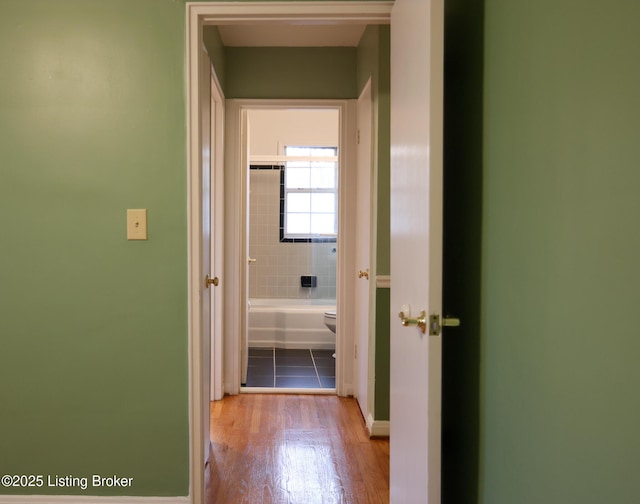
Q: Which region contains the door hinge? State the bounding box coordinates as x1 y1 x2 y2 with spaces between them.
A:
356 129 360 145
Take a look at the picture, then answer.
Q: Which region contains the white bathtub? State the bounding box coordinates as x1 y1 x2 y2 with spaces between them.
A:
248 298 336 350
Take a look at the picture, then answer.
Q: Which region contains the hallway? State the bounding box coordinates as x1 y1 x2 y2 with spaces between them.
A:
207 394 389 503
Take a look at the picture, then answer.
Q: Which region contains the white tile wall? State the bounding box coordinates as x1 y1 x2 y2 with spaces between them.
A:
249 168 337 300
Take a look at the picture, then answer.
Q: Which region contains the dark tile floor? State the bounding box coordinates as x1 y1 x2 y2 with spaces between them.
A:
244 347 336 389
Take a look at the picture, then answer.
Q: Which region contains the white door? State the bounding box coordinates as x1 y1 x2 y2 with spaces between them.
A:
241 109 250 386
355 80 373 420
210 73 224 401
200 47 212 462
390 0 444 502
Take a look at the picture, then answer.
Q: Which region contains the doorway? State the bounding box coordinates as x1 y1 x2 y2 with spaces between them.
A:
224 100 357 396
242 107 340 392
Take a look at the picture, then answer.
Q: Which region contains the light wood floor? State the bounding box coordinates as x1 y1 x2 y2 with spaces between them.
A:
207 394 389 503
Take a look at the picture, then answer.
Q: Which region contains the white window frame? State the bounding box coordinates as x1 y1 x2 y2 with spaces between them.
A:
281 146 339 242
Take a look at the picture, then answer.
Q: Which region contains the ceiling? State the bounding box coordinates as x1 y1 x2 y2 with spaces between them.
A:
218 24 368 47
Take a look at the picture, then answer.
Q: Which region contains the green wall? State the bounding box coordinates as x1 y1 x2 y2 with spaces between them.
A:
0 0 188 495
203 26 226 91
481 0 640 502
225 47 357 99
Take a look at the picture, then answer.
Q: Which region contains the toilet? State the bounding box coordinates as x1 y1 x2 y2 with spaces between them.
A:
324 310 337 358
323 310 336 333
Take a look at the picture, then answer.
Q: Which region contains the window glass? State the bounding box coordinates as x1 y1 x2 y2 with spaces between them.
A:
281 146 338 242
287 193 311 213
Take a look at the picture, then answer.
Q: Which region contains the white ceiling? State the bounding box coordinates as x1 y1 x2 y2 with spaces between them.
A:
218 24 368 47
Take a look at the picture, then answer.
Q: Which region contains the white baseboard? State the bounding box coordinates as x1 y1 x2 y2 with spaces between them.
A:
0 496 190 504
366 413 390 437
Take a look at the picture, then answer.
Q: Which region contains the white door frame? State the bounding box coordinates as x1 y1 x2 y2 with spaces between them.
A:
186 2 392 503
224 99 355 397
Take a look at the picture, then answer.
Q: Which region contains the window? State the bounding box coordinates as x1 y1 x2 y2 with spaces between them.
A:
280 146 338 242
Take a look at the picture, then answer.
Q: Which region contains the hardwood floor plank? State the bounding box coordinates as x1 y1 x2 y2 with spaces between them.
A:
207 394 389 503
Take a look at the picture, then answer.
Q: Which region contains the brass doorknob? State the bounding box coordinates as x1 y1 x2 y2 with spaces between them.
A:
398 309 427 334
357 269 369 279
205 275 219 288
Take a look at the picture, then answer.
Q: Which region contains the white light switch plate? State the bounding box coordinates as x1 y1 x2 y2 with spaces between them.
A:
127 209 147 240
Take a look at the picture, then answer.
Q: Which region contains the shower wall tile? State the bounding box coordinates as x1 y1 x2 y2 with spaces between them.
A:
249 168 337 300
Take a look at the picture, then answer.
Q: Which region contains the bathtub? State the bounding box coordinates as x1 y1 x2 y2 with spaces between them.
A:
248 298 336 350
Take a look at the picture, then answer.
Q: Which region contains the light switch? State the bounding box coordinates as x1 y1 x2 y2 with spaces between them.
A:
127 209 147 240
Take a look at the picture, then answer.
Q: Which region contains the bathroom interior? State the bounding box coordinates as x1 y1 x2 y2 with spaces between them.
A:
243 107 340 390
